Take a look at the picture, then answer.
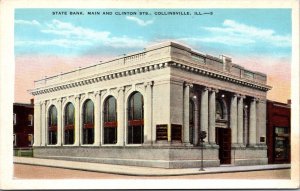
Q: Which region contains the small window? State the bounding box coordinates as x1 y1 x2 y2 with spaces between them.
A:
13 113 16 125
28 134 33 146
13 134 17 146
28 114 33 126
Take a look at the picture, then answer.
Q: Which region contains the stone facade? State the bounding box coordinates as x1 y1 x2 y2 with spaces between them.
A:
30 41 271 168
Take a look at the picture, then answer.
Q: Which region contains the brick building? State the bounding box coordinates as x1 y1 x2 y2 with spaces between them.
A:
266 100 291 164
13 100 34 151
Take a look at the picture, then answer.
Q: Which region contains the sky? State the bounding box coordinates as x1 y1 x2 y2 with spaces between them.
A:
14 8 291 103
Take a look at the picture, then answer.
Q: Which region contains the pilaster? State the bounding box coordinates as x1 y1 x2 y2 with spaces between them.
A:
33 102 41 146
41 101 46 146
257 99 267 145
144 81 153 145
117 87 125 146
57 98 62 146
230 94 238 145
94 91 101 146
74 95 80 146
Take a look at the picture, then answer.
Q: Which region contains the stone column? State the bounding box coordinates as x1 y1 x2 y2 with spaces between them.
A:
257 99 267 145
94 91 101 146
57 98 62 146
243 105 249 146
41 101 46 146
183 82 192 145
200 87 209 143
117 87 125 146
208 88 217 145
230 94 238 145
74 95 80 146
249 98 257 146
193 98 199 145
237 95 244 146
33 102 41 146
144 81 153 145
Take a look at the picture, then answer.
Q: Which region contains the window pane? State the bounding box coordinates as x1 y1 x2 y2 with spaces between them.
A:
28 114 33 126
216 100 223 120
127 92 144 144
108 97 116 121
84 100 94 124
49 106 57 126
65 103 75 125
133 93 143 119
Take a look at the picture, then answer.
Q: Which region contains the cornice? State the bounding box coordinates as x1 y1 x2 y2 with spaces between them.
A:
30 61 271 96
169 62 271 92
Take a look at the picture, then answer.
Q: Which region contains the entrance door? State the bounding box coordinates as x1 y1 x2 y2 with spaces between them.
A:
216 127 231 164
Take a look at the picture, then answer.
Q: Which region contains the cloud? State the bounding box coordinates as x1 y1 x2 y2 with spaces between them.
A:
41 19 110 40
15 19 148 49
126 16 153 26
15 19 41 26
15 39 92 48
201 19 291 47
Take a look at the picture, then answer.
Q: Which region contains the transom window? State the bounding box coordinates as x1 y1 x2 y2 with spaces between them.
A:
64 102 75 145
82 99 94 144
127 92 144 144
48 105 57 145
103 96 117 144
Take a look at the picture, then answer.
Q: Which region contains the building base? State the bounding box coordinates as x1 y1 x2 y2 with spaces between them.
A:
33 146 220 169
33 144 268 169
231 145 268 166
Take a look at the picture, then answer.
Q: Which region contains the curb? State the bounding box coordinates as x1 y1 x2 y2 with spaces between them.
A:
14 157 291 176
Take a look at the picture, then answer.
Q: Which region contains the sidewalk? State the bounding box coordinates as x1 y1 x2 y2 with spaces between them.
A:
14 157 290 176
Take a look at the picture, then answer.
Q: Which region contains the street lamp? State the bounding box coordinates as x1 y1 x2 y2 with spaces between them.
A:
199 130 207 171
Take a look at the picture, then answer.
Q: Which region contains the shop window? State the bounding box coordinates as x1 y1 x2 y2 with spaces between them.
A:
48 105 57 145
28 114 33 126
274 127 290 161
103 96 117 144
127 92 144 144
82 99 94 144
64 102 75 145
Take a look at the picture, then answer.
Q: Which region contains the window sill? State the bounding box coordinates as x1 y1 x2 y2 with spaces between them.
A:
125 144 143 147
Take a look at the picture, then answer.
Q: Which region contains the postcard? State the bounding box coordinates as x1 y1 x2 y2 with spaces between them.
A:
0 0 299 189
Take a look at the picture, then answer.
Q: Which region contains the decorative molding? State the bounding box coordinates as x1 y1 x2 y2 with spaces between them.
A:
31 61 271 96
184 82 193 88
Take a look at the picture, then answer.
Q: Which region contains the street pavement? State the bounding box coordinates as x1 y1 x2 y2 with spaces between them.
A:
14 156 290 176
14 163 290 179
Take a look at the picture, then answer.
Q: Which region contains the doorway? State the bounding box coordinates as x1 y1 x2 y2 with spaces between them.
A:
216 127 231 164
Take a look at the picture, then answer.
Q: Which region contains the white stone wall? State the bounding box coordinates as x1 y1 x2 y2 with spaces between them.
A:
31 41 270 167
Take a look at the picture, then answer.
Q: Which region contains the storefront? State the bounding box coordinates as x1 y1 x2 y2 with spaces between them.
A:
267 100 291 164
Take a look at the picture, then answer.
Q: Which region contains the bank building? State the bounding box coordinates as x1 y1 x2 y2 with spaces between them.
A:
30 42 271 168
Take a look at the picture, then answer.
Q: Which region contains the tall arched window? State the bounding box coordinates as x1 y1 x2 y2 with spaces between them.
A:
48 105 57 145
103 96 117 144
189 100 195 144
82 99 94 144
127 92 144 144
64 102 75 145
